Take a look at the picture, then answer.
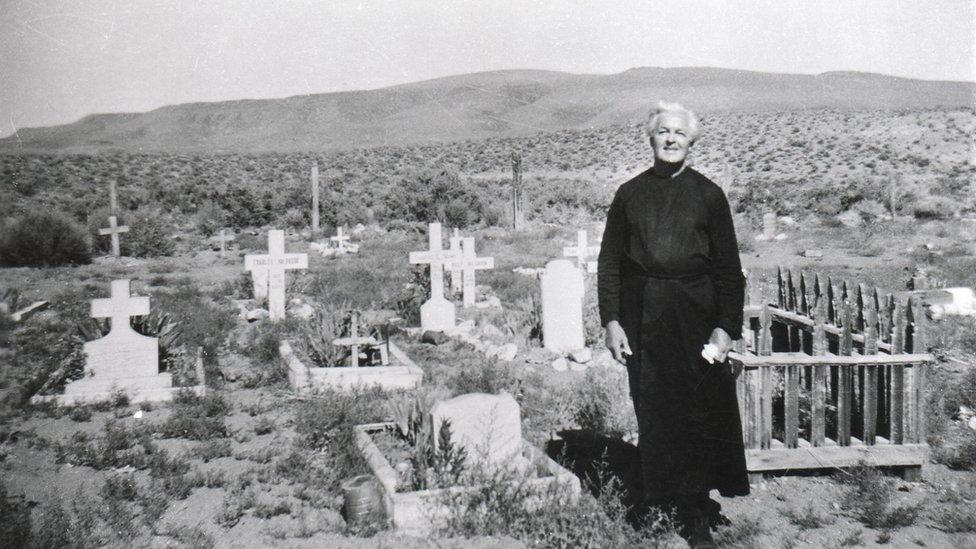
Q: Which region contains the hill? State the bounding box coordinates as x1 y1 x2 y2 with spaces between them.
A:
2 67 973 153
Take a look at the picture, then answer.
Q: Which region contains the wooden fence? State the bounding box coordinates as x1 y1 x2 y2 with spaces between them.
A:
729 268 933 481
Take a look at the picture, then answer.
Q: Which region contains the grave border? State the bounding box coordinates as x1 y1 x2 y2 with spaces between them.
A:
279 339 423 392
353 421 581 535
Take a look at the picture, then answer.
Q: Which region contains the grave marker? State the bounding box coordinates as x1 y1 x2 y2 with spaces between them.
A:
98 215 130 258
332 313 389 367
430 392 522 470
408 222 458 331
311 165 320 233
763 213 777 241
213 229 235 257
455 237 494 307
330 226 351 253
541 259 585 354
244 230 308 320
562 230 600 273
449 228 463 294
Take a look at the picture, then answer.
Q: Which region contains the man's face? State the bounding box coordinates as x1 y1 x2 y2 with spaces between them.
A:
650 113 693 164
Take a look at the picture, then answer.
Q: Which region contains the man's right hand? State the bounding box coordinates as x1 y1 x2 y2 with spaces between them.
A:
605 320 632 365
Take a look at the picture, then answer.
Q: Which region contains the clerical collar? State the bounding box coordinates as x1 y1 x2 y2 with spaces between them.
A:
652 160 687 179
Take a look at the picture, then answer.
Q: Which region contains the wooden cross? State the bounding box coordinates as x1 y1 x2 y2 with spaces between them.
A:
243 230 308 321
453 237 494 307
330 226 351 253
91 279 149 336
213 229 235 257
409 222 460 302
562 230 600 272
331 313 384 367
311 165 320 233
99 215 130 258
448 228 463 294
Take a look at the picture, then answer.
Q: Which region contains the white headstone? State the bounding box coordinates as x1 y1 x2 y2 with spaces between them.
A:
330 226 351 253
562 230 600 272
430 392 522 470
98 215 130 258
763 213 777 241
66 280 167 398
452 237 494 307
244 230 308 321
541 259 585 354
408 223 458 331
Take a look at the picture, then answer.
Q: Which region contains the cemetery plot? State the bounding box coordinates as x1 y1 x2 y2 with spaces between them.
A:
243 230 308 320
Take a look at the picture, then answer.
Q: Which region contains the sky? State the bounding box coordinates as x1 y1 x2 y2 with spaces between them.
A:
2 0 974 132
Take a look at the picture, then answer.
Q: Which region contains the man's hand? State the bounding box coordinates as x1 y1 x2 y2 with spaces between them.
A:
708 327 733 363
605 320 632 365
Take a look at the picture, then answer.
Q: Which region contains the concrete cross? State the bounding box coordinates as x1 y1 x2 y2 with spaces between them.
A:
213 229 235 257
330 226 351 253
331 313 384 367
244 230 309 320
453 237 495 307
99 215 130 258
91 279 149 336
408 222 459 331
562 229 600 273
448 228 463 294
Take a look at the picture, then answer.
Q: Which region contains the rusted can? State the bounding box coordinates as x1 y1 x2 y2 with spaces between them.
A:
341 474 384 529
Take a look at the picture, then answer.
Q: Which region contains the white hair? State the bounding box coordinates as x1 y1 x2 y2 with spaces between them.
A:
647 101 701 142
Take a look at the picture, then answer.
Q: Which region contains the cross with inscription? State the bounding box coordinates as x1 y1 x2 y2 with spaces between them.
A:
408 222 459 331
99 215 130 258
453 237 494 307
563 229 600 273
244 230 308 321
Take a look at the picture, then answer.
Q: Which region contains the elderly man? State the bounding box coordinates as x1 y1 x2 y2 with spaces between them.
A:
597 102 748 547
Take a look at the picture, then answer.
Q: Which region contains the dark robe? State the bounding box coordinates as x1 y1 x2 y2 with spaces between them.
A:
597 161 750 502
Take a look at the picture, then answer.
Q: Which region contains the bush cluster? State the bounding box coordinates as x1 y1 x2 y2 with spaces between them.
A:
0 210 91 267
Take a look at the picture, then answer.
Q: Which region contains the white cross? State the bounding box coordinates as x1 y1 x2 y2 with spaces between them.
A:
331 314 383 367
330 226 351 253
448 228 463 294
563 230 600 272
213 229 235 257
409 223 460 301
91 279 149 336
99 215 130 258
452 237 494 307
244 230 308 320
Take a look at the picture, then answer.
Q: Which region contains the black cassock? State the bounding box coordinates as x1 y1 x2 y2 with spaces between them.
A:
597 161 750 501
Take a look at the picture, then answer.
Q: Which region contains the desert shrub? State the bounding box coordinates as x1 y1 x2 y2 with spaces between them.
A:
192 200 227 237
296 307 351 367
445 355 519 396
158 390 230 440
55 420 158 470
835 463 923 530
779 502 835 530
0 210 91 267
87 207 176 257
932 429 976 471
393 267 429 326
102 472 139 502
189 439 233 462
571 367 635 436
930 317 976 361
913 196 958 220
714 515 766 547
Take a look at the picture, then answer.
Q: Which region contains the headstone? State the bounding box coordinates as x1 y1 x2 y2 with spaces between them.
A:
408 223 459 332
47 280 168 403
448 229 463 295
562 230 600 273
762 212 777 241
244 230 309 321
213 229 235 257
332 313 388 366
99 215 130 258
511 152 525 230
311 165 320 233
331 226 351 253
430 392 522 470
452 237 494 307
541 259 585 354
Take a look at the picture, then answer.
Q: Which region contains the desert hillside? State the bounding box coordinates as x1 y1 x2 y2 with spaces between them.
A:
1 67 973 153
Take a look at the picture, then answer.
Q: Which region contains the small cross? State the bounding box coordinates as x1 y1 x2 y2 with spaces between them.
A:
409 223 460 301
213 229 235 257
91 279 149 336
562 230 600 271
330 226 351 253
331 313 381 367
99 215 130 258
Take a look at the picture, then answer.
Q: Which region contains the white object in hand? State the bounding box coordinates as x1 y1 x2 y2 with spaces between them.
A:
701 343 720 364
